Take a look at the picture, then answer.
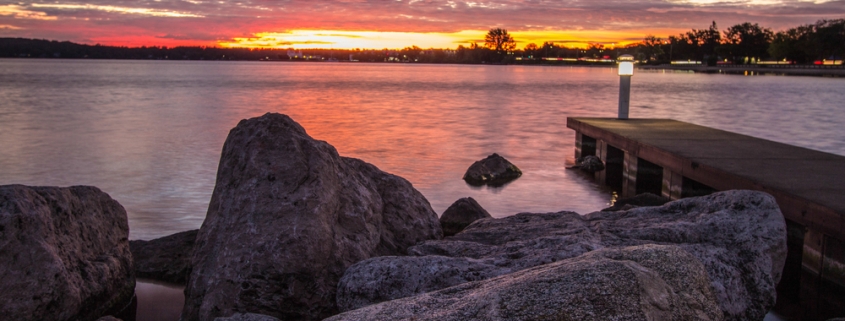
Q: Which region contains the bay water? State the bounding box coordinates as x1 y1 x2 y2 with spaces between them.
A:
2 59 843 320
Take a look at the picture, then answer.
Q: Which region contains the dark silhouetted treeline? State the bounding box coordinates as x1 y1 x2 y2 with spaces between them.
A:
2 19 842 66
624 19 844 65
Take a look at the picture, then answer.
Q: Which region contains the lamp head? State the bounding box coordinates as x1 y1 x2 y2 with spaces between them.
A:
618 54 634 76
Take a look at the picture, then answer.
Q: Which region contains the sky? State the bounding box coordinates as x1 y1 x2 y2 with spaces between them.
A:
1 0 843 49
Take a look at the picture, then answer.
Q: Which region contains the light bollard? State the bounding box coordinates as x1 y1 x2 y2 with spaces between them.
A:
617 54 634 119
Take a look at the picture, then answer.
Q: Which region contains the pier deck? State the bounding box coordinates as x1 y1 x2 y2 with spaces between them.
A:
567 117 845 239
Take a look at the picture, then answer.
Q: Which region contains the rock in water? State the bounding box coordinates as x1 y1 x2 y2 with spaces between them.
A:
337 190 786 321
440 197 492 236
602 192 671 212
181 113 442 321
462 153 522 186
577 155 605 173
0 185 135 321
130 229 198 284
329 245 723 321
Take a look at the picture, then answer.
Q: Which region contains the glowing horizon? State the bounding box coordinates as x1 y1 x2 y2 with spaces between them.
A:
216 29 670 50
2 1 842 49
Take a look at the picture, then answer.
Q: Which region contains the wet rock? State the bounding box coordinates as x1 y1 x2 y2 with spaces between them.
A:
181 113 442 321
462 153 522 186
576 155 605 173
215 313 280 321
0 185 135 321
602 193 671 212
439 197 492 236
337 190 786 321
130 229 197 284
328 245 723 321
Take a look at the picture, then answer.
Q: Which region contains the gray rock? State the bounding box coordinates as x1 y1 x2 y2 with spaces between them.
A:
215 313 281 321
130 229 197 284
0 185 135 321
602 192 671 212
440 197 492 236
462 153 522 186
337 190 786 321
576 155 605 173
337 255 505 312
181 113 442 321
96 317 123 321
328 245 723 321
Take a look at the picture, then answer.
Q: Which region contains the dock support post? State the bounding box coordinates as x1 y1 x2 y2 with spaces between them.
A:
623 152 637 198
662 168 683 200
596 140 608 184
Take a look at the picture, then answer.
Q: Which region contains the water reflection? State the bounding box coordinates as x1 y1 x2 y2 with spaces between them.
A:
2 60 845 241
2 60 844 320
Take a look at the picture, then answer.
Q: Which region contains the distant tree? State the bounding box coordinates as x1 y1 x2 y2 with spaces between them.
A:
769 25 814 63
484 28 517 53
720 22 773 63
638 35 665 62
812 19 845 63
523 43 539 58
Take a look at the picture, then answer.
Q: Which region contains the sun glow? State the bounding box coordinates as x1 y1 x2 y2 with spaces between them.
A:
218 29 658 50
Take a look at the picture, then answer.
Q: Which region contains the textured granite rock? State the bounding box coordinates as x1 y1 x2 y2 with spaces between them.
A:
181 113 442 321
602 193 671 212
214 313 280 321
462 153 522 186
130 229 197 284
0 185 135 321
337 255 504 312
337 190 786 321
328 245 723 321
439 197 492 236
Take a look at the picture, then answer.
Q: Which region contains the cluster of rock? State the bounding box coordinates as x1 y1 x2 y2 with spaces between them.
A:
333 190 788 321
1 113 799 321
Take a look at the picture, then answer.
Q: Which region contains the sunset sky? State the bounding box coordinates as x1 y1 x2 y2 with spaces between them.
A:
1 1 843 49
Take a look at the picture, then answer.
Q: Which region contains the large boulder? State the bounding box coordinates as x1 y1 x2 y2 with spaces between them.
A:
181 113 442 321
462 153 522 186
0 185 135 321
329 245 723 321
336 190 787 320
129 229 197 284
439 197 492 236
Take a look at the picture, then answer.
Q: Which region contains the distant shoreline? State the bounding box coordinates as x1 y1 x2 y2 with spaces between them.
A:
638 64 845 77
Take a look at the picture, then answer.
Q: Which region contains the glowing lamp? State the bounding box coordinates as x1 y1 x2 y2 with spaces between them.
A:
617 54 634 119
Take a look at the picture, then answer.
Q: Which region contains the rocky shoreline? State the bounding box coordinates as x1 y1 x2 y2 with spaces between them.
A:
0 113 814 320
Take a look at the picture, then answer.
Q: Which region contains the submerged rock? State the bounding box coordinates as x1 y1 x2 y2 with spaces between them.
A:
130 229 198 284
602 193 671 212
329 245 723 321
576 155 605 173
336 190 786 321
462 153 522 186
439 197 492 236
181 113 442 321
0 185 135 321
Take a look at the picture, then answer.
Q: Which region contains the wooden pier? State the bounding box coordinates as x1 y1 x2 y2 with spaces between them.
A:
567 117 845 303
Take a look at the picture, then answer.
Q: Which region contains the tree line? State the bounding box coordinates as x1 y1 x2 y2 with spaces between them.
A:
625 19 844 65
1 20 842 65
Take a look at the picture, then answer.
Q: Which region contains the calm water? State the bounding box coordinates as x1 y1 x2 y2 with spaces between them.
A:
2 59 844 320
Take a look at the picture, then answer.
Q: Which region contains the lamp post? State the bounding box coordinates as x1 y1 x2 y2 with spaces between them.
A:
617 54 634 119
